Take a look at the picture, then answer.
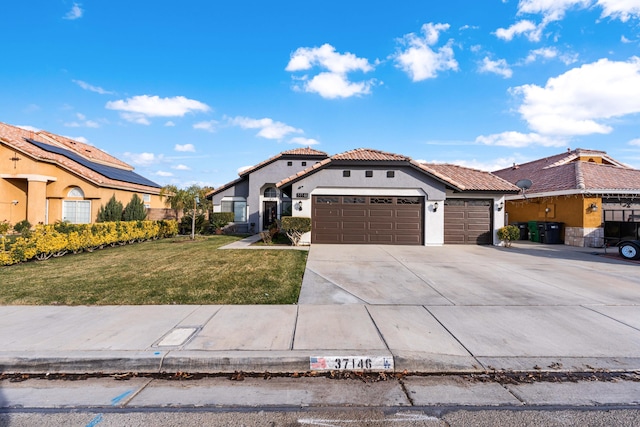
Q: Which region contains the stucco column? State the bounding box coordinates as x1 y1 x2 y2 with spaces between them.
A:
27 178 48 226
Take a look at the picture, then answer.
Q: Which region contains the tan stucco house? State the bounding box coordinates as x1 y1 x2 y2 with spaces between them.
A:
493 148 640 247
0 121 165 226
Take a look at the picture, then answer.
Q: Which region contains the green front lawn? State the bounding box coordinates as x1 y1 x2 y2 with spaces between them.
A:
0 236 308 305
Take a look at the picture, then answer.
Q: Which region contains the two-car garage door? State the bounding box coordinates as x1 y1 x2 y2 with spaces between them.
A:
311 196 494 245
312 195 423 245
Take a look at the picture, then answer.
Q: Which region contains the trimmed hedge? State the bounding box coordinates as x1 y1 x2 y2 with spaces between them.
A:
0 220 178 266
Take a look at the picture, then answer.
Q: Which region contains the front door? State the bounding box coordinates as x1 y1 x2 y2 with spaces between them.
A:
263 201 277 229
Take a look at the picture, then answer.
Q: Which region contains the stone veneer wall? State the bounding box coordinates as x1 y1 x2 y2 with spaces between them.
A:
564 226 604 247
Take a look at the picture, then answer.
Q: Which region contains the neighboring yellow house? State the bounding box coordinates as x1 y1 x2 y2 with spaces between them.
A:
493 148 640 247
0 121 167 226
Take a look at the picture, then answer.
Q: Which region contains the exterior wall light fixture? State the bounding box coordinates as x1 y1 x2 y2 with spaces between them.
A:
589 203 598 212
497 201 504 211
295 201 303 211
433 202 438 212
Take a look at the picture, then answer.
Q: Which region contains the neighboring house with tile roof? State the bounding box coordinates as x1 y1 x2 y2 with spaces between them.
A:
493 148 640 247
0 121 166 226
208 147 518 245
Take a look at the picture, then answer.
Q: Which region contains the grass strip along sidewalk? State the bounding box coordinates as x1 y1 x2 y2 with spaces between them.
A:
0 236 307 305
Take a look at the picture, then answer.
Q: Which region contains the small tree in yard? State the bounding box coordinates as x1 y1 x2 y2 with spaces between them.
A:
97 194 124 222
280 217 311 246
497 225 520 248
122 194 147 221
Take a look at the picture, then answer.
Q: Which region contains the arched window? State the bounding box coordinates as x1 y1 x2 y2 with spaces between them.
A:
263 187 277 198
67 187 85 198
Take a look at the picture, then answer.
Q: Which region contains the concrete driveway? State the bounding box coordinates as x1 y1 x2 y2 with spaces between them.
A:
299 242 640 306
298 242 640 372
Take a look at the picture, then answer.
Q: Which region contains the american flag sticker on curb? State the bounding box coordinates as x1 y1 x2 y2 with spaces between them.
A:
310 356 394 371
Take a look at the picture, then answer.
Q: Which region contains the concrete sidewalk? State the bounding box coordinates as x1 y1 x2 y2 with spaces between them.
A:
1 243 640 375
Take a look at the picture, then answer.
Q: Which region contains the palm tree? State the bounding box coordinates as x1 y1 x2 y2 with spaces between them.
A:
160 185 190 220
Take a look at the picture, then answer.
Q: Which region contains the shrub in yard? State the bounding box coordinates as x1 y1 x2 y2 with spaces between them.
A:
13 220 32 236
97 194 124 222
0 219 178 266
210 212 235 232
497 225 520 247
122 194 147 221
180 213 207 235
280 217 311 246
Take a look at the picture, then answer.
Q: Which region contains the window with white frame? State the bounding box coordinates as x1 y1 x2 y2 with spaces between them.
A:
263 187 277 198
68 187 85 198
221 199 247 222
63 200 91 224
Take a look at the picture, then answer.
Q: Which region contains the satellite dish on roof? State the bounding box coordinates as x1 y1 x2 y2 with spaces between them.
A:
515 179 532 199
515 179 532 190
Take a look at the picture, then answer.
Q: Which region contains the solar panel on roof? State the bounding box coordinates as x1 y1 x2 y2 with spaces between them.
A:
26 138 160 188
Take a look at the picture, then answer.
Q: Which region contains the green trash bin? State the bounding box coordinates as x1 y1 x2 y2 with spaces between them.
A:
528 221 539 242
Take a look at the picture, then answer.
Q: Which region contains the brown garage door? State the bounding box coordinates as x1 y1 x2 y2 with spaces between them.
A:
312 196 423 245
444 199 493 244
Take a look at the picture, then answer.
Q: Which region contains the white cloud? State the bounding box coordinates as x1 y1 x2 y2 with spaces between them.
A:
63 3 83 20
193 120 218 132
286 43 373 74
629 138 640 146
286 43 376 99
479 57 513 78
289 137 320 146
62 135 90 144
174 143 195 152
73 80 113 95
475 131 567 147
304 72 375 99
16 125 40 132
524 47 579 65
106 95 210 124
495 20 542 42
525 47 558 63
172 164 191 170
513 57 640 135
123 152 164 167
237 165 253 174
393 23 459 82
64 113 100 128
164 121 176 127
498 0 640 43
596 0 640 22
155 171 174 177
518 0 591 23
229 116 302 140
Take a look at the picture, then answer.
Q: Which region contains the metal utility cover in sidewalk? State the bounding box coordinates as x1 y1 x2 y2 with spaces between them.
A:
156 328 199 347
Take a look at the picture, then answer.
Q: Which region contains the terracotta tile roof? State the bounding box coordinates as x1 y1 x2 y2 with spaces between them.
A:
581 162 640 191
416 162 519 192
280 147 328 156
277 148 519 192
331 148 410 161
238 147 328 177
493 148 640 194
0 121 161 193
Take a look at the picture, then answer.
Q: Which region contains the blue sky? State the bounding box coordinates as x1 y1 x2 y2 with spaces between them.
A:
3 0 640 188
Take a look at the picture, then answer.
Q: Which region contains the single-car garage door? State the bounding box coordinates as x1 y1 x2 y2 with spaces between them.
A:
444 199 493 244
312 195 423 245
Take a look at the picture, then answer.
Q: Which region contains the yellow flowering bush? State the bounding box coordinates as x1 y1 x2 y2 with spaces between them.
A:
0 219 178 266
32 225 69 260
